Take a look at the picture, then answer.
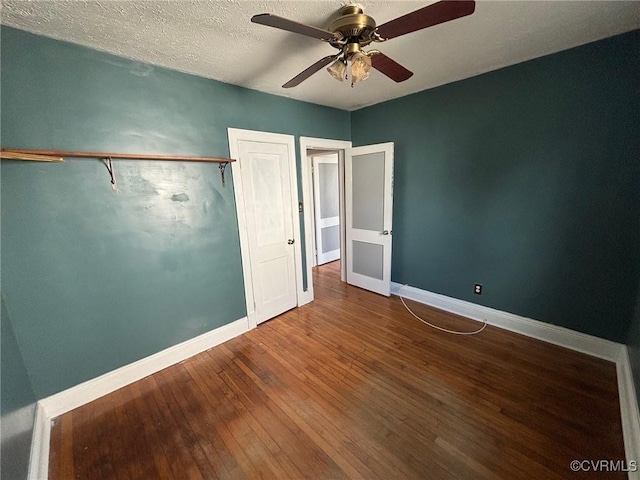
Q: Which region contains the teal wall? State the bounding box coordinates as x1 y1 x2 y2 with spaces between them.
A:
1 26 349 398
1 295 37 480
352 30 640 342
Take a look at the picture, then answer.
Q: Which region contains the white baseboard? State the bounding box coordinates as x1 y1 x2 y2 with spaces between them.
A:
617 347 640 479
30 317 249 479
40 317 248 418
28 403 50 480
391 282 621 361
392 282 640 475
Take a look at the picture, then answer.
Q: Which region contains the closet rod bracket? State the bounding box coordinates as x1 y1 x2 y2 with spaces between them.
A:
219 162 229 188
102 157 118 190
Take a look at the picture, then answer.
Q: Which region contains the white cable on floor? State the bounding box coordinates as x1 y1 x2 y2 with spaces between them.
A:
398 285 488 335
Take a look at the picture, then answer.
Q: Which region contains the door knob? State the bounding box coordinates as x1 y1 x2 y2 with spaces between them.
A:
287 239 295 245
382 230 389 235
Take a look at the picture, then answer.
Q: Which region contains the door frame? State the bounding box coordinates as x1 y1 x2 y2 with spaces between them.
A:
300 137 352 303
228 128 304 330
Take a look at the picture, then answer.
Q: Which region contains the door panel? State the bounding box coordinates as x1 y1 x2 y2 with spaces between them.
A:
321 225 340 253
351 151 385 231
352 240 384 280
313 154 340 265
345 143 394 296
250 153 286 246
238 140 297 323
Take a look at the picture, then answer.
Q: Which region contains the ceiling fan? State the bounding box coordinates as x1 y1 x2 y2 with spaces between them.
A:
251 1 476 88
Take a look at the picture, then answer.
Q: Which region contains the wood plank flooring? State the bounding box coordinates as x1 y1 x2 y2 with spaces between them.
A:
49 261 626 479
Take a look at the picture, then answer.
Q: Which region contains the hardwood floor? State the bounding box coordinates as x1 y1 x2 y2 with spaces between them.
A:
49 261 626 479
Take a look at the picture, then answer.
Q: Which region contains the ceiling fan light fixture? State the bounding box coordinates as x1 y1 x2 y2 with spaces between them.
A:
327 58 346 82
350 51 372 86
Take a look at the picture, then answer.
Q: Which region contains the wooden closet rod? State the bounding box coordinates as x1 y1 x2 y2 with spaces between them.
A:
1 148 234 163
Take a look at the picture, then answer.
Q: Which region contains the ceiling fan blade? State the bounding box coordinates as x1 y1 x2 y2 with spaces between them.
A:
371 53 414 82
283 55 340 88
251 13 336 41
376 1 476 40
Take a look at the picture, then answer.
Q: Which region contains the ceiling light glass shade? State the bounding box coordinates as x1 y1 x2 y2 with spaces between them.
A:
327 59 346 82
350 52 372 86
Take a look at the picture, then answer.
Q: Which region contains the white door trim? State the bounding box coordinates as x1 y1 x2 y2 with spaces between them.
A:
300 137 352 304
228 128 303 329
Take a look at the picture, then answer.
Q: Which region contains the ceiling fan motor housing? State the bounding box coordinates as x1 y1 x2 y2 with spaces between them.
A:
329 5 377 48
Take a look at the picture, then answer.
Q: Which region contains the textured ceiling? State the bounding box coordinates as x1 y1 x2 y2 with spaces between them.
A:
1 1 639 111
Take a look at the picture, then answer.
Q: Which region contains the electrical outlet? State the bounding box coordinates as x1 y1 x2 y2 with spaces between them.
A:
474 283 483 295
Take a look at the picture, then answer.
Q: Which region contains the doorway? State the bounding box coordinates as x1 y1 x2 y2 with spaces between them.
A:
300 138 352 300
310 151 341 266
300 137 395 299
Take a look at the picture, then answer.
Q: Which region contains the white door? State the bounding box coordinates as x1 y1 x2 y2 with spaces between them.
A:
345 143 394 296
312 153 340 265
230 131 300 326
